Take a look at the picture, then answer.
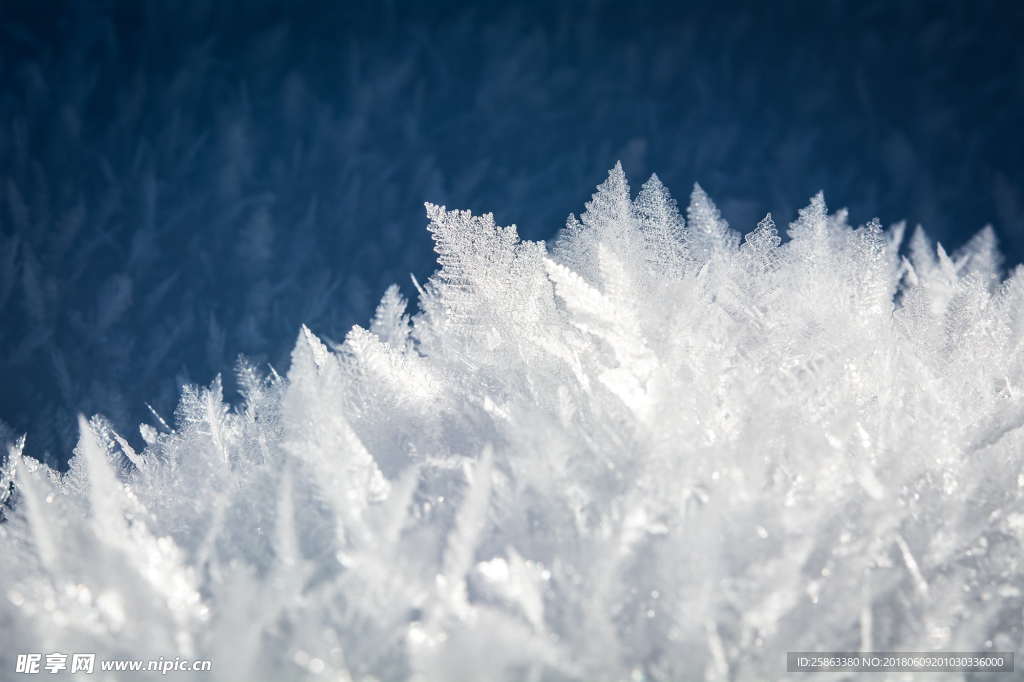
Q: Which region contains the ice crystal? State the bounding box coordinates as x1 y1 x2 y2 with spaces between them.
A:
2 165 1023 681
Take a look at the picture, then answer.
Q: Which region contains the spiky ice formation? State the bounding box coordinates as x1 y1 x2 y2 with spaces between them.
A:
2 164 1023 681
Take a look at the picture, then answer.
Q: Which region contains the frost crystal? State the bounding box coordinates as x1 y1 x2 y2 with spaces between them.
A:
2 165 1024 681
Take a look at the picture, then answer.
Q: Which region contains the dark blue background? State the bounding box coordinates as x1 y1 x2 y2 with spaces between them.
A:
2 0 1023 464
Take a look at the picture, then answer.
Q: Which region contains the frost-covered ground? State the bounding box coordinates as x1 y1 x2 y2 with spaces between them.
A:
2 165 1024 680
1 0 1023 462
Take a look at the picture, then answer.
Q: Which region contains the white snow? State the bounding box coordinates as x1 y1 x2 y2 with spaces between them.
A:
2 164 1023 680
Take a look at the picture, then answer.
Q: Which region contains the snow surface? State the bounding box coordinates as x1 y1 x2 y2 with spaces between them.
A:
2 165 1023 680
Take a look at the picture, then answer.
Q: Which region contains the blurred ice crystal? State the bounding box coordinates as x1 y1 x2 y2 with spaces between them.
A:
4 1 1022 466
2 165 1024 681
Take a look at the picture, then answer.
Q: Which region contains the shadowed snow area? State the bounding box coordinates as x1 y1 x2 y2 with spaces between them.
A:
2 165 1023 681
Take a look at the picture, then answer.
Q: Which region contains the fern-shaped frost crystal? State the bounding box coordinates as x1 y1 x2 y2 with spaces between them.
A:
2 166 1023 681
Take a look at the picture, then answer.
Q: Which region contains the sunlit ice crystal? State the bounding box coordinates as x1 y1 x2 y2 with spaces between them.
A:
2 164 1023 681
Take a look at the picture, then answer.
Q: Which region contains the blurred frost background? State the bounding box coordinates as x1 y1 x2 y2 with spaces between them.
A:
1 0 1023 464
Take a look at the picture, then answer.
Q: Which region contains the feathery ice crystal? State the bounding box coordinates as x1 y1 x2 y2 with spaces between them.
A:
2 164 1024 681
